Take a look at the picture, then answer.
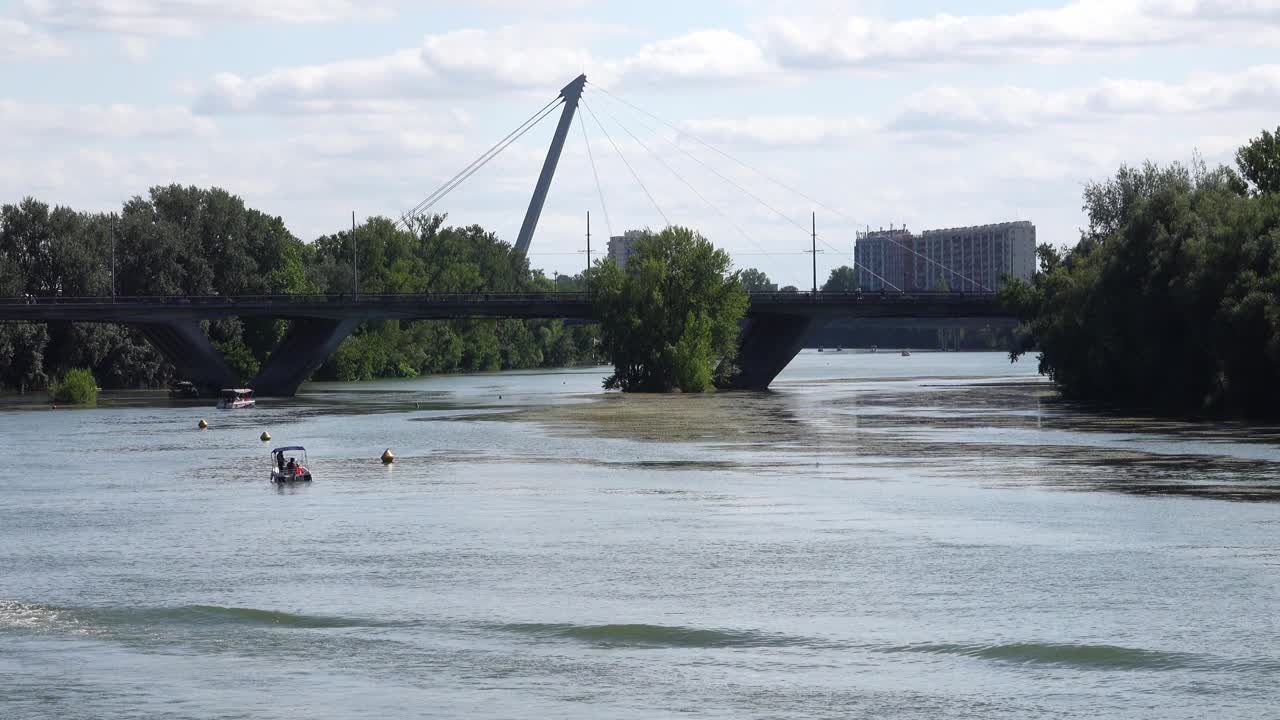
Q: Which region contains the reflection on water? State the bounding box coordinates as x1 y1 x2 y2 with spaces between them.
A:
1 352 1279 720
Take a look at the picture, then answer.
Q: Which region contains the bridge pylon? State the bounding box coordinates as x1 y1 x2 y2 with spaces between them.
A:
514 74 586 256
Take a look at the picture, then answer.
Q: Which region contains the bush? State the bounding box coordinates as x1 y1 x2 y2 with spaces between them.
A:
51 367 98 405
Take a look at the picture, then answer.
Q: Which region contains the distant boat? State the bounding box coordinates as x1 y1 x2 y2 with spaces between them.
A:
835 346 843 352
870 345 878 354
901 350 911 357
216 388 255 410
817 346 824 353
168 381 200 399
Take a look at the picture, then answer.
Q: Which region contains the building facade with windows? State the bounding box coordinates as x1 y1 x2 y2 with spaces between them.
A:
854 221 1036 292
607 230 645 271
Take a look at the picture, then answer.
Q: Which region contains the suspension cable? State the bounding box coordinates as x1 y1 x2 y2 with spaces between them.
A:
407 98 563 221
577 111 613 240
581 98 668 227
591 89 897 290
589 83 990 292
587 91 769 255
397 96 563 227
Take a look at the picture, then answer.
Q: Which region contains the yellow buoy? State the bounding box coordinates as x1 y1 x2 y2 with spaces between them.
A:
260 431 271 442
198 418 208 429
381 448 395 464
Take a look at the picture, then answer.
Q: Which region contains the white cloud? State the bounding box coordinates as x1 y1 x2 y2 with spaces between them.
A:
681 115 871 146
762 0 1280 69
0 17 67 61
196 26 599 114
616 30 775 85
19 0 389 37
887 65 1280 140
0 99 218 138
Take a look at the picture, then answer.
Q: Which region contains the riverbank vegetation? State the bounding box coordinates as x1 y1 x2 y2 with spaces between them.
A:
50 367 98 405
0 187 600 391
590 226 747 392
1001 127 1280 417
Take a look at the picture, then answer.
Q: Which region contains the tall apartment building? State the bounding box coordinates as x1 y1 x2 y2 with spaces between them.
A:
854 221 1036 291
853 227 913 291
607 230 645 271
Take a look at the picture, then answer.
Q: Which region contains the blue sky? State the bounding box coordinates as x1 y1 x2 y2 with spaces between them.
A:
4 0 1278 286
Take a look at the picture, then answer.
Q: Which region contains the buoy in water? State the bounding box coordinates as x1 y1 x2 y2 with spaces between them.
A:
381 448 395 464
198 418 209 429
260 431 271 442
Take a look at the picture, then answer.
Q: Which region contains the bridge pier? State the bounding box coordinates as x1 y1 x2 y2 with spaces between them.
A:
721 313 814 390
251 318 360 397
133 320 238 395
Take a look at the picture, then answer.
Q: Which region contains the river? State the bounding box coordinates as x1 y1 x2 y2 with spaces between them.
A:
2 351 1278 719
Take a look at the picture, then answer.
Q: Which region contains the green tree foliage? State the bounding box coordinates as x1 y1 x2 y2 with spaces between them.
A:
738 267 776 292
590 226 748 392
50 367 98 405
822 266 859 292
0 188 602 391
1236 126 1280 195
1001 134 1280 417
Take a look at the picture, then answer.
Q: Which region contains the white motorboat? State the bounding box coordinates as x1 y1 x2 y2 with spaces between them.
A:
217 388 256 409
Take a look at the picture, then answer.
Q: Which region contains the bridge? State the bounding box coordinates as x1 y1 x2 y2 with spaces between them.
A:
1 73 1017 396
0 292 1010 396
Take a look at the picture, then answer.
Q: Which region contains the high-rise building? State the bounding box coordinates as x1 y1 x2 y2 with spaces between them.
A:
854 221 1036 291
853 227 913 291
608 230 645 270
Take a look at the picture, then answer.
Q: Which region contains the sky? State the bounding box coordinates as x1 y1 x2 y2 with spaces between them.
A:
3 0 1278 288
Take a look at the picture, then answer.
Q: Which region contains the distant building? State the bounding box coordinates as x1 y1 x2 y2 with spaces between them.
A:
854 221 1036 292
853 227 913 291
607 230 645 270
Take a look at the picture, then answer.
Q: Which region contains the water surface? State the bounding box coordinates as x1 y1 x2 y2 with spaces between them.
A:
2 351 1278 719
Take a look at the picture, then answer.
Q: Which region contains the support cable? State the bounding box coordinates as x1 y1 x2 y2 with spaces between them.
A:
581 98 669 227
593 89 896 289
589 83 989 292
409 98 563 220
398 96 563 227
577 112 613 240
593 83 855 222
587 92 770 255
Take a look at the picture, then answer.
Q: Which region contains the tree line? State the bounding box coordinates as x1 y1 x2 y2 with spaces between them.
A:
0 186 600 391
1001 127 1280 417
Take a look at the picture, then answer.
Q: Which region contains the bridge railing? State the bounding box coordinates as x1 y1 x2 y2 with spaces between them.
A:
0 289 997 307
0 292 596 306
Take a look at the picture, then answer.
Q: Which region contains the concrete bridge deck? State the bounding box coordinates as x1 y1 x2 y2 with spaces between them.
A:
0 291 1013 395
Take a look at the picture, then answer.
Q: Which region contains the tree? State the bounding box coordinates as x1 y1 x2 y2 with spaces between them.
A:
822 266 859 292
1002 130 1280 417
590 226 748 392
738 267 776 292
0 194 604 390
1236 126 1280 195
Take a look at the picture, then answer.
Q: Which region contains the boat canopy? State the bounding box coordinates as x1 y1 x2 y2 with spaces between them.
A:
220 388 253 394
271 446 306 454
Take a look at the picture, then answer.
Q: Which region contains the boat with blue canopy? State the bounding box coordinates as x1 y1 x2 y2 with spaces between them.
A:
271 446 312 483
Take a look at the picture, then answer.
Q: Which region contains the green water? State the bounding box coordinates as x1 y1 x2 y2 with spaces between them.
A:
2 351 1278 718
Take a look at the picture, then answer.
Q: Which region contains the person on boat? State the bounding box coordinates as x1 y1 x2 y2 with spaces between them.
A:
286 457 296 472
